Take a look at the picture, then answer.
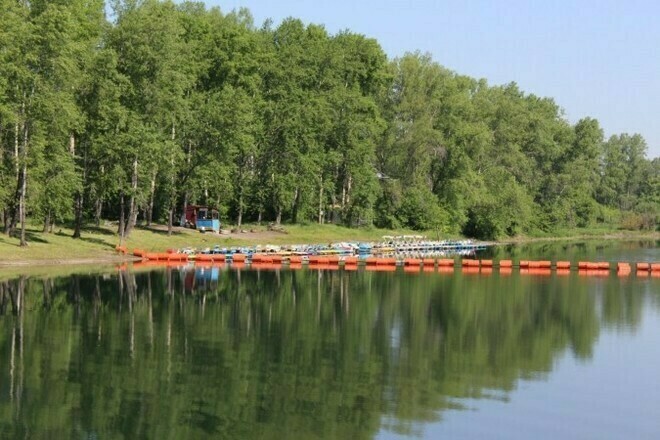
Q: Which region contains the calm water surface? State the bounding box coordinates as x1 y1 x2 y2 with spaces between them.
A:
1 240 659 439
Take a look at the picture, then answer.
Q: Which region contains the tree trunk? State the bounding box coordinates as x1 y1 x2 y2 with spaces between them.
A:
124 156 138 237
95 164 105 228
72 134 84 239
318 178 324 224
19 161 27 247
147 169 156 226
276 206 282 226
167 207 173 236
341 183 346 210
43 211 50 233
94 198 103 227
291 187 300 224
118 193 125 245
18 121 28 247
72 192 83 238
237 190 243 228
14 121 19 181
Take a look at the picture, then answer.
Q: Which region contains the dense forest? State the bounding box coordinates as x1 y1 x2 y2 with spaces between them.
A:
0 0 658 244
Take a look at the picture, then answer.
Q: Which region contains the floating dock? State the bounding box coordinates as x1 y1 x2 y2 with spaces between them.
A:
125 248 660 277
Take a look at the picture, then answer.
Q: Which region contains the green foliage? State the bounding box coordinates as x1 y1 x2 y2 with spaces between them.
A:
395 185 448 232
0 0 657 243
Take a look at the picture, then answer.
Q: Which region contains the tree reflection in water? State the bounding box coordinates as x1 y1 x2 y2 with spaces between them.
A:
0 265 653 438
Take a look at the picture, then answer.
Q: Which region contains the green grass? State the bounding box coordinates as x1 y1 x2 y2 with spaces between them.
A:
0 222 445 263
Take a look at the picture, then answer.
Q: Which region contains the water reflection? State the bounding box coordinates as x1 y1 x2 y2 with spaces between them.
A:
0 266 657 438
483 239 660 263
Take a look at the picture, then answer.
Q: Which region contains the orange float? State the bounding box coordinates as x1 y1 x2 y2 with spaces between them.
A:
195 254 213 263
636 262 650 272
578 269 609 277
556 261 571 269
366 265 396 272
343 256 358 265
377 258 397 266
404 258 422 266
522 268 551 276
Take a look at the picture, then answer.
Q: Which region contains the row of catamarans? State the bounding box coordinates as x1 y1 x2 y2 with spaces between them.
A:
176 237 489 261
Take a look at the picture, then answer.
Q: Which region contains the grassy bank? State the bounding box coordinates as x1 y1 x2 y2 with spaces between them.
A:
0 222 657 266
0 223 432 265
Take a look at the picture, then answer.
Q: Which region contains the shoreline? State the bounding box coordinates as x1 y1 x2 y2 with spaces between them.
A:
0 255 140 268
0 231 657 268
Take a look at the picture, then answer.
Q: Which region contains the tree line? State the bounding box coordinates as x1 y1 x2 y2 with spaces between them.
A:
1 0 658 244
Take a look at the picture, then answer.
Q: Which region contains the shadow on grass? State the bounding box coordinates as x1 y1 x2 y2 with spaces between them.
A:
53 230 115 249
3 230 51 245
78 236 115 248
81 225 117 236
137 225 188 236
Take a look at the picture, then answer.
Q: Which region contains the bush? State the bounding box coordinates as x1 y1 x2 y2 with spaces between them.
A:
396 186 450 232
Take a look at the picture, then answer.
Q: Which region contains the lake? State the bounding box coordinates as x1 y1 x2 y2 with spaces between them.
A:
1 240 659 439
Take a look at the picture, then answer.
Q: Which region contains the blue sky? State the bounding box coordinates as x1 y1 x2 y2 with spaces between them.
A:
212 0 660 158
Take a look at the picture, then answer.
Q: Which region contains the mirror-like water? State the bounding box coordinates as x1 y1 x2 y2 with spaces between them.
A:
1 240 658 439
